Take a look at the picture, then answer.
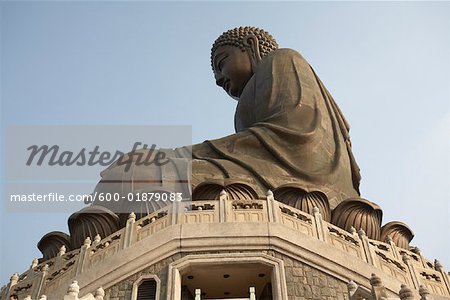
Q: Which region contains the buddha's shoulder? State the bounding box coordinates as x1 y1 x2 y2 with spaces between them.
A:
269 48 303 59
263 48 306 66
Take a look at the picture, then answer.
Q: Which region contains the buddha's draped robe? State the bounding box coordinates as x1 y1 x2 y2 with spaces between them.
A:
94 49 360 213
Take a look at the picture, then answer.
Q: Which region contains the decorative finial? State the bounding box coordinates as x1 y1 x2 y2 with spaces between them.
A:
349 226 356 234
386 235 393 243
410 246 421 254
266 190 273 197
128 212 136 220
84 236 92 246
399 284 414 300
59 245 66 256
67 280 80 295
434 259 443 271
42 264 49 272
10 272 19 282
39 296 47 300
347 280 358 293
220 189 227 197
370 273 382 287
312 206 320 214
24 296 32 300
95 287 105 299
358 228 366 237
402 253 410 263
419 285 430 298
31 258 39 268
94 234 101 243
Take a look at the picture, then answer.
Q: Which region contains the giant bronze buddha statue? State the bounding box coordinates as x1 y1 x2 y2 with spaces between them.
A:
93 27 361 214
38 27 414 257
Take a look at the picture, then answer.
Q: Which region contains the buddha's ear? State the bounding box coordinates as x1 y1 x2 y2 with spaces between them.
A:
243 34 262 70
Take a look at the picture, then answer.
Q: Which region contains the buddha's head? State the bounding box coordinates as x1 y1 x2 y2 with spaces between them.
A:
211 26 278 100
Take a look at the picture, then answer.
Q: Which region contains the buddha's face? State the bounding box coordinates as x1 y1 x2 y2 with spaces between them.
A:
213 45 253 99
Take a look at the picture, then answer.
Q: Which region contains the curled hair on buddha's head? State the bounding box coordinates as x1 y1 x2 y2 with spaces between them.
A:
211 26 278 69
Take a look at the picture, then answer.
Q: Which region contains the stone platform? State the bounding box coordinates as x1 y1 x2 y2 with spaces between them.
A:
2 192 449 299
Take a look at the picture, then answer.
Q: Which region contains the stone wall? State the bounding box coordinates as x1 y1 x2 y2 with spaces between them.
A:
276 253 348 300
103 253 182 300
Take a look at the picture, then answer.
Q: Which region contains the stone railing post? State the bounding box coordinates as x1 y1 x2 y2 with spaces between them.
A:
53 245 66 270
410 247 428 269
358 229 376 265
94 287 105 300
30 258 39 269
59 245 67 257
347 280 358 300
370 273 388 299
419 285 431 300
312 207 327 242
402 254 420 289
399 284 415 300
349 227 366 261
434 260 450 294
32 264 49 299
6 272 19 299
92 234 101 247
63 280 80 300
386 236 400 260
266 190 279 223
219 190 228 223
76 237 91 276
24 258 42 298
169 199 183 225
122 212 136 249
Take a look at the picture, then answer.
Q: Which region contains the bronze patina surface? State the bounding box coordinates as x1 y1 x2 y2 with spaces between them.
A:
95 26 360 210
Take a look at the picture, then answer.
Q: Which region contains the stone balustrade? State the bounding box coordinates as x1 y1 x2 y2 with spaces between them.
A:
1 191 449 299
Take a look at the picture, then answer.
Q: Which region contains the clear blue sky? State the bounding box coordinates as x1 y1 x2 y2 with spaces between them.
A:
1 1 449 285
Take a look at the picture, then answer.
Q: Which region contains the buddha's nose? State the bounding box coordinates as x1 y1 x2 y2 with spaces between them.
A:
215 75 225 87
